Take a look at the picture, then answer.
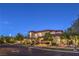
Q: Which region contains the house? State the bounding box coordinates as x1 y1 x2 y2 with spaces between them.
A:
28 30 63 46
29 30 63 39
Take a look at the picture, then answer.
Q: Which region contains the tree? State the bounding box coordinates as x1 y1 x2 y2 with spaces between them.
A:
14 33 24 44
60 32 72 46
66 17 79 46
67 17 79 34
5 36 15 43
0 35 5 44
15 33 24 41
76 34 79 46
44 32 55 46
44 32 53 41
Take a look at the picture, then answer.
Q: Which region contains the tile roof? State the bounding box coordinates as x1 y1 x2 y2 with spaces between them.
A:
30 30 63 33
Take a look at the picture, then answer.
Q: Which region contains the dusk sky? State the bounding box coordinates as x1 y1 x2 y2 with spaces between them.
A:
0 3 79 36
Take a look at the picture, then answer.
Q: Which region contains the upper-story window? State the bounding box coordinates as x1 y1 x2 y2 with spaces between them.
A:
51 32 55 34
56 32 62 34
35 34 38 38
38 33 43 36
